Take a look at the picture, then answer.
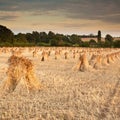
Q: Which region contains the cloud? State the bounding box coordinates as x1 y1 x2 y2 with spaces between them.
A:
63 23 93 28
0 0 119 24
97 14 120 23
0 15 18 21
0 11 20 21
60 0 120 23
0 0 63 11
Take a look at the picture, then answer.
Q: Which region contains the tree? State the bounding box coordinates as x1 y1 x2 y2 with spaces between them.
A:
50 39 58 46
70 34 81 45
62 35 69 42
15 33 28 43
54 34 62 46
105 34 113 43
97 30 101 43
89 39 97 47
0 25 14 44
26 33 35 43
48 31 55 39
39 32 48 43
113 40 120 48
105 34 114 47
32 31 40 44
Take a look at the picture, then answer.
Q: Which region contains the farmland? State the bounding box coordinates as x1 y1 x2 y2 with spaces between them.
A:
0 47 120 120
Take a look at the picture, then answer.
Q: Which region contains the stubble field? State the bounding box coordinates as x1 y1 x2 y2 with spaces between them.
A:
0 47 120 120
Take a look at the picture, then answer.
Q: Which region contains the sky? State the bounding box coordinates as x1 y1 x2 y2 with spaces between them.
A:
0 0 120 37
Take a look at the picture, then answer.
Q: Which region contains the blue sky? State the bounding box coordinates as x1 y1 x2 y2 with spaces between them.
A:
0 0 120 36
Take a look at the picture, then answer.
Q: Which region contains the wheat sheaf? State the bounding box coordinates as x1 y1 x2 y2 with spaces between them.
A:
1 55 41 93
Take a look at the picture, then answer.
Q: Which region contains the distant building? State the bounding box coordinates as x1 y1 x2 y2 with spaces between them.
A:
113 37 120 41
80 36 120 42
79 35 99 42
80 37 98 42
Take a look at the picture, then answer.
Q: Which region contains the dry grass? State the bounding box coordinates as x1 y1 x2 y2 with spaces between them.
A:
0 47 120 119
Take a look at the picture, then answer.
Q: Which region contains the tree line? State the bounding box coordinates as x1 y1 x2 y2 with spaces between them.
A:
0 25 120 48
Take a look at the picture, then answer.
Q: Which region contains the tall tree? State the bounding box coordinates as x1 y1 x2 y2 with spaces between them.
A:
26 33 35 43
70 34 81 44
39 32 48 43
48 31 55 39
97 30 101 43
105 34 114 47
0 25 14 44
32 31 40 44
105 34 113 43
15 33 28 43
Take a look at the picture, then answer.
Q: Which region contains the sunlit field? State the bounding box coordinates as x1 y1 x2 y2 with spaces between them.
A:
0 47 120 120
